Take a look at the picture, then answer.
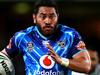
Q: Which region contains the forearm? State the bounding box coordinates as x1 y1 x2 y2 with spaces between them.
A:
68 59 91 73
46 44 91 73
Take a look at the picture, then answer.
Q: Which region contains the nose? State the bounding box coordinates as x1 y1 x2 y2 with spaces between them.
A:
44 17 51 25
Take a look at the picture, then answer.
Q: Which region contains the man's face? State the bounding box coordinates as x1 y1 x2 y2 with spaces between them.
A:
33 6 58 36
88 50 99 73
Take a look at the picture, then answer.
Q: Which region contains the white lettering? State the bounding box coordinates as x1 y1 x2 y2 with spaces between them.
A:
34 70 64 75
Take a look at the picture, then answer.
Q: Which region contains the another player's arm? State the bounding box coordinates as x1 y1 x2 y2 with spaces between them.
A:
46 44 91 73
0 49 9 57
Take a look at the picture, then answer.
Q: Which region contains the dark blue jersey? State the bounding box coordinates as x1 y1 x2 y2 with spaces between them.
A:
5 24 86 75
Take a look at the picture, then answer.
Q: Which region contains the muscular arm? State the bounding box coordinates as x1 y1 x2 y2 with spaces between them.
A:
46 44 91 73
69 51 91 73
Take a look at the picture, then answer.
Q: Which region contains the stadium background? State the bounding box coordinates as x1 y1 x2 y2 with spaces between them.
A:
0 0 100 75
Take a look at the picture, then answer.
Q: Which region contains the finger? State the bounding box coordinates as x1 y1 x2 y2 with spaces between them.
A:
50 55 56 60
49 49 56 55
46 44 53 50
50 54 60 63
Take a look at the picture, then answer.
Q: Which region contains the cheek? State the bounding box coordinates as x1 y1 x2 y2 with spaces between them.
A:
54 17 58 23
36 18 44 28
52 18 58 26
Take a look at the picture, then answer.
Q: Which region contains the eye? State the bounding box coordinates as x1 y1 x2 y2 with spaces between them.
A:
40 14 47 19
49 14 56 19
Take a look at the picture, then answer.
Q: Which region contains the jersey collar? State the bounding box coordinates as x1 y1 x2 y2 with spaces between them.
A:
35 26 54 40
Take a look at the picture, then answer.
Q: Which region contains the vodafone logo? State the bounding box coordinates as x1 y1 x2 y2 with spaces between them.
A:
39 55 55 69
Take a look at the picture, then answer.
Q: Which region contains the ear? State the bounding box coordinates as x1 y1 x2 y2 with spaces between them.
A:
33 14 36 23
57 13 59 17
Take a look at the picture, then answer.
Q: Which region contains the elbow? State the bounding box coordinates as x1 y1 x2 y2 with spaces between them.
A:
81 60 91 73
83 65 91 74
78 62 91 73
82 62 91 74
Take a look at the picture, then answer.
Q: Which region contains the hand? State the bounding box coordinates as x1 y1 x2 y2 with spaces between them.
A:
46 44 62 64
76 41 86 50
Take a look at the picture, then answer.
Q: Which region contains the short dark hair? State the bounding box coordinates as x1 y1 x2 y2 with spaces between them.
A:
33 0 58 14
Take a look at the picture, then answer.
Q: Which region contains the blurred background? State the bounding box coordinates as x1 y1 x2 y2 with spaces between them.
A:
0 0 100 75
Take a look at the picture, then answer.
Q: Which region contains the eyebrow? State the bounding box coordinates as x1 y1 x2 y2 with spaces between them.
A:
40 13 55 15
40 13 46 15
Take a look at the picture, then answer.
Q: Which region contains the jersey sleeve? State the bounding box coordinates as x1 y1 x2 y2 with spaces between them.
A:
5 32 21 58
68 30 87 58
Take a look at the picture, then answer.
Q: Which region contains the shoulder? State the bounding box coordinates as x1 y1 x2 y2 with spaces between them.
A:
59 24 81 38
11 26 35 43
14 26 35 38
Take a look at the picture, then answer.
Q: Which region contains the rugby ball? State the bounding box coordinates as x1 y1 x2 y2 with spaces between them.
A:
0 52 15 75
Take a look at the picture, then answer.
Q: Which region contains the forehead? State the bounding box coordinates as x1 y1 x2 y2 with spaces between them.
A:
38 6 57 14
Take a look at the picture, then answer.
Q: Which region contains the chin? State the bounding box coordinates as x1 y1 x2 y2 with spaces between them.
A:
43 32 52 36
43 30 53 36
44 33 52 36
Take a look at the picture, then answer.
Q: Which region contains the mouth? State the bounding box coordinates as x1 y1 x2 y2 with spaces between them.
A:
44 26 53 30
45 28 52 30
42 26 54 35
